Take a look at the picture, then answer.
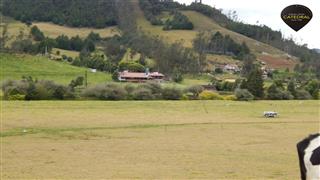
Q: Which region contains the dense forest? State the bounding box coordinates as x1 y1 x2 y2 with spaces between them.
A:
1 0 117 28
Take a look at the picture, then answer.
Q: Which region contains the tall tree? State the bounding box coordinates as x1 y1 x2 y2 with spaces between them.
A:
246 68 264 99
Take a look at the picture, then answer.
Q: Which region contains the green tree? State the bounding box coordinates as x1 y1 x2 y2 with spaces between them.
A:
246 68 264 99
30 26 45 41
305 80 319 99
287 81 296 98
241 54 256 76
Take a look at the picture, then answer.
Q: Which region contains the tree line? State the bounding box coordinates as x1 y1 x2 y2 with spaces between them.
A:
2 0 117 28
7 25 99 55
2 74 318 101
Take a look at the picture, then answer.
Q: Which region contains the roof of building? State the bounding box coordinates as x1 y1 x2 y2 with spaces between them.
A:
119 71 164 79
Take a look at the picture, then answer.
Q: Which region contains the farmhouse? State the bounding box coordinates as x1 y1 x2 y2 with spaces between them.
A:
223 64 240 73
118 71 165 83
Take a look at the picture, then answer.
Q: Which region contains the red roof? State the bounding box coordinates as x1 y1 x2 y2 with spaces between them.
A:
119 71 164 79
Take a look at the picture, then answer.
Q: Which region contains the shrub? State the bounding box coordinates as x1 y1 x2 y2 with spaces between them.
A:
162 87 182 100
234 89 254 101
186 85 204 99
216 81 236 91
124 84 135 94
267 84 293 100
214 67 223 74
67 56 73 62
305 80 319 100
295 89 312 100
8 94 25 101
163 11 194 30
112 71 119 82
1 80 28 99
139 82 162 99
224 95 237 101
82 83 127 100
119 62 145 72
1 78 73 100
132 87 154 100
62 55 68 60
30 26 45 41
172 69 183 83
69 76 84 89
181 93 190 100
199 90 223 100
281 91 293 100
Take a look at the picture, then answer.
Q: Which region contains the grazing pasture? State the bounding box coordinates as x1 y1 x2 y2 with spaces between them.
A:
1 100 319 179
0 53 111 85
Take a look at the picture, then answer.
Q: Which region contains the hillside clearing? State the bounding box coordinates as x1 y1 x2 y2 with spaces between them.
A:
0 53 111 85
51 48 79 59
32 22 120 39
1 100 319 179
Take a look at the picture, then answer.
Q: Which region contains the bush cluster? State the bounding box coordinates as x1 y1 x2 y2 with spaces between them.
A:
82 82 184 101
1 77 74 100
235 89 254 101
163 11 194 30
199 90 223 100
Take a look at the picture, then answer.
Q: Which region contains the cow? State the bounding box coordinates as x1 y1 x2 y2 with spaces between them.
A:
297 133 320 180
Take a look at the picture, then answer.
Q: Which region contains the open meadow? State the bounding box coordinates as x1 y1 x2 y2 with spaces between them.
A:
0 53 111 85
1 100 319 179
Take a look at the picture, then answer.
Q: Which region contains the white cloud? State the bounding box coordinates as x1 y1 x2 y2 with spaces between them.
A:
176 0 320 49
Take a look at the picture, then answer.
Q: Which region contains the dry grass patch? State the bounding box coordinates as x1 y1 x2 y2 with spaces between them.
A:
33 22 119 39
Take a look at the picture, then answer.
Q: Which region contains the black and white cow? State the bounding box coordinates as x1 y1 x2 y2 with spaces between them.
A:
297 133 320 180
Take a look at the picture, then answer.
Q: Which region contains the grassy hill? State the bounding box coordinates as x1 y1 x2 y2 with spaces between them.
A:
1 1 298 71
0 53 111 85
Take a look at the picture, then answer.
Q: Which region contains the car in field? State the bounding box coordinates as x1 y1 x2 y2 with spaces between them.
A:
263 111 278 118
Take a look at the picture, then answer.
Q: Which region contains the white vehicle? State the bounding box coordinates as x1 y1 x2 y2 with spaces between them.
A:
263 111 278 118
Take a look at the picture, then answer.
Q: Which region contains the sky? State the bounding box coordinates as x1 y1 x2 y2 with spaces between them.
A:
176 0 320 49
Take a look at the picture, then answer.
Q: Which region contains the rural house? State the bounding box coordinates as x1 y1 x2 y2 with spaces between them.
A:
223 64 240 73
118 71 165 83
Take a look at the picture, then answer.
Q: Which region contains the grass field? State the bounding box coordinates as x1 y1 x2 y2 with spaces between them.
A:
0 53 111 85
1 100 319 179
51 48 80 59
0 53 211 87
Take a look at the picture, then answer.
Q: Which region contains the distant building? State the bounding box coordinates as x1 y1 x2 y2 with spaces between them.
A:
118 71 165 83
223 64 240 73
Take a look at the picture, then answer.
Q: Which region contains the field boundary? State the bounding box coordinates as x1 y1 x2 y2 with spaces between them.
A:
1 120 318 138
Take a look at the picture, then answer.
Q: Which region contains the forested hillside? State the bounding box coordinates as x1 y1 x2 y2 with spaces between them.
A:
185 2 320 77
1 0 117 28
